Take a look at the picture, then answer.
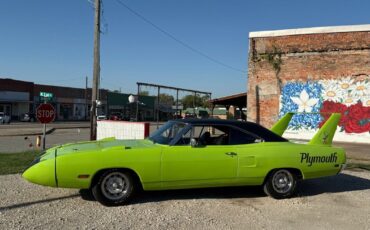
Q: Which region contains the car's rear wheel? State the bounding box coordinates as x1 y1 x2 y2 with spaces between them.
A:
92 170 134 206
263 169 297 199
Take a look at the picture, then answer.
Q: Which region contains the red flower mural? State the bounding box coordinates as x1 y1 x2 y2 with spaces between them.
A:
320 101 370 133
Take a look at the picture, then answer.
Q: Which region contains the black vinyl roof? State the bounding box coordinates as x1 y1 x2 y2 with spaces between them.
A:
173 118 288 142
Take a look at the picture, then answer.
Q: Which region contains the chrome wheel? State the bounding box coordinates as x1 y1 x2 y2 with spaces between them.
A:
101 172 130 201
271 169 293 194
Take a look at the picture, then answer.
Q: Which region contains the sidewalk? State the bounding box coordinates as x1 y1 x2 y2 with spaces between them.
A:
0 122 90 137
0 127 55 137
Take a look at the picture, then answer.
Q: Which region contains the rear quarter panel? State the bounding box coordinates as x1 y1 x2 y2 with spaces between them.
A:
235 142 346 185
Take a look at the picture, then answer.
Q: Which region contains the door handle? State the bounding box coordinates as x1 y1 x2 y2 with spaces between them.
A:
225 152 237 157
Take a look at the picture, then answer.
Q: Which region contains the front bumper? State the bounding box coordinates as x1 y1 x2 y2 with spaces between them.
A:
22 150 57 187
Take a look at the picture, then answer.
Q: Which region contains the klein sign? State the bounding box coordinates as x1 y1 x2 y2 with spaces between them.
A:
40 92 54 98
36 103 56 124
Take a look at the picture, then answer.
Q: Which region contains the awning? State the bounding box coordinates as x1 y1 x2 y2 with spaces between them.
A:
209 92 247 108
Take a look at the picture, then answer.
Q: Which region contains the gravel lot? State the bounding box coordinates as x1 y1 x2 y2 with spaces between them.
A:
1 170 370 230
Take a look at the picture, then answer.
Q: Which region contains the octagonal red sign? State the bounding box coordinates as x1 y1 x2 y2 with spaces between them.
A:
36 103 56 124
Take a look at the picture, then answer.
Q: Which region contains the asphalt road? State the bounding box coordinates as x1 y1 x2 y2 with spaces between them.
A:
0 121 90 130
0 124 161 153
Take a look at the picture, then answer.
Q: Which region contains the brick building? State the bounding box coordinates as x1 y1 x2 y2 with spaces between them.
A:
0 78 108 121
34 84 107 120
247 25 370 143
0 79 34 119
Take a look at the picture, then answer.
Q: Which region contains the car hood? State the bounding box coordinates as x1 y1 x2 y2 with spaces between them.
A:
55 138 156 156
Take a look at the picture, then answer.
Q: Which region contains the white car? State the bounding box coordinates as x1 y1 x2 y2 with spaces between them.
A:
0 112 10 124
97 115 107 121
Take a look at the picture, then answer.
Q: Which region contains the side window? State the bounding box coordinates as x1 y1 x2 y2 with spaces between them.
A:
229 127 260 145
175 127 192 145
175 125 229 146
194 125 229 146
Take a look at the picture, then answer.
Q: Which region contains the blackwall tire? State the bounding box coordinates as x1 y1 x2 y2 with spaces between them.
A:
92 170 134 206
263 169 297 199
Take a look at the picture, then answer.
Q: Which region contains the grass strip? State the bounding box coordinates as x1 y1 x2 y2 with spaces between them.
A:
0 151 39 175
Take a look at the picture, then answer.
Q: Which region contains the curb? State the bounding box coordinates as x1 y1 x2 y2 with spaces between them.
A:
0 128 56 137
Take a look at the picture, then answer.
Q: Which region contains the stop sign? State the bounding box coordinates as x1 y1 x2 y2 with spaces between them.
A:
36 103 56 124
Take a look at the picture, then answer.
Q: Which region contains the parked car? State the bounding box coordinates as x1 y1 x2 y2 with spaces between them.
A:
109 113 122 121
0 112 10 124
20 113 36 122
23 113 346 206
184 113 196 118
198 110 209 119
172 114 183 119
97 115 107 121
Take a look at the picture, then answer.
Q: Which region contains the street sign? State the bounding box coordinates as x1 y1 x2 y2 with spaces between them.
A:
36 103 56 124
40 92 54 98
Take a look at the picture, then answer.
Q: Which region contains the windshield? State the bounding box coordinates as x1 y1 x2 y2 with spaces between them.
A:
148 121 187 145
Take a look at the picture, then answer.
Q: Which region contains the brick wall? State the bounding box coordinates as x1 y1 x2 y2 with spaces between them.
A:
0 78 34 100
247 25 370 142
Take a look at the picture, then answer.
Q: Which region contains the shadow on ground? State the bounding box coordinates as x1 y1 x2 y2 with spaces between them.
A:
3 172 370 209
297 172 370 196
131 172 370 204
0 194 80 212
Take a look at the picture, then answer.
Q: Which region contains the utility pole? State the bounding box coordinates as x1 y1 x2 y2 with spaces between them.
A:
90 0 100 140
85 76 88 120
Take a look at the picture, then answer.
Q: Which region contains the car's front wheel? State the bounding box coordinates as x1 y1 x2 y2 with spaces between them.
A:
263 169 297 199
92 170 134 206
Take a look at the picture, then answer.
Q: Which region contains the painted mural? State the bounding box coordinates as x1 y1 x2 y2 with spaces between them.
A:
279 75 370 134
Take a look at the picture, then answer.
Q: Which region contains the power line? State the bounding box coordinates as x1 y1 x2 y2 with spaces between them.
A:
115 0 247 74
100 0 109 34
88 0 108 34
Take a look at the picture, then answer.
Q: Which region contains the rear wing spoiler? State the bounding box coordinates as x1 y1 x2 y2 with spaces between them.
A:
271 113 341 146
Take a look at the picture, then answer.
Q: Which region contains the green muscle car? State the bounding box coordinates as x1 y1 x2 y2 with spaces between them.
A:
23 113 346 206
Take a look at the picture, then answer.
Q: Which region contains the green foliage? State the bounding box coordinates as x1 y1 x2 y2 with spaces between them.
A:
257 46 283 75
181 94 210 109
139 91 149 96
0 151 39 175
159 93 175 105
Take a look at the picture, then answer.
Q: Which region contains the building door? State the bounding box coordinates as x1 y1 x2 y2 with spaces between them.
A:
0 104 11 115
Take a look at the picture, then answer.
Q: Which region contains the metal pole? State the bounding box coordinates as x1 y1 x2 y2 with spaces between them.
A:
42 123 46 150
157 87 160 128
136 84 139 121
193 92 196 116
85 76 88 120
42 99 46 150
176 89 179 116
90 0 100 141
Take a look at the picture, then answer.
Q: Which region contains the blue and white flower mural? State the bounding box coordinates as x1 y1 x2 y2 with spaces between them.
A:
279 76 370 144
279 81 323 130
279 75 369 134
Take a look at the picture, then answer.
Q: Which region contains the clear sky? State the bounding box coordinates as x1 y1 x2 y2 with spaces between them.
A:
0 0 369 98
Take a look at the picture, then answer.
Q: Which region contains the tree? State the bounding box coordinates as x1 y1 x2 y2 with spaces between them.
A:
181 94 208 109
201 94 211 108
139 91 149 96
159 93 174 105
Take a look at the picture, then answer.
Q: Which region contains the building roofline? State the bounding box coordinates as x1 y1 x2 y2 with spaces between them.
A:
249 24 370 38
209 92 246 103
0 78 34 84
